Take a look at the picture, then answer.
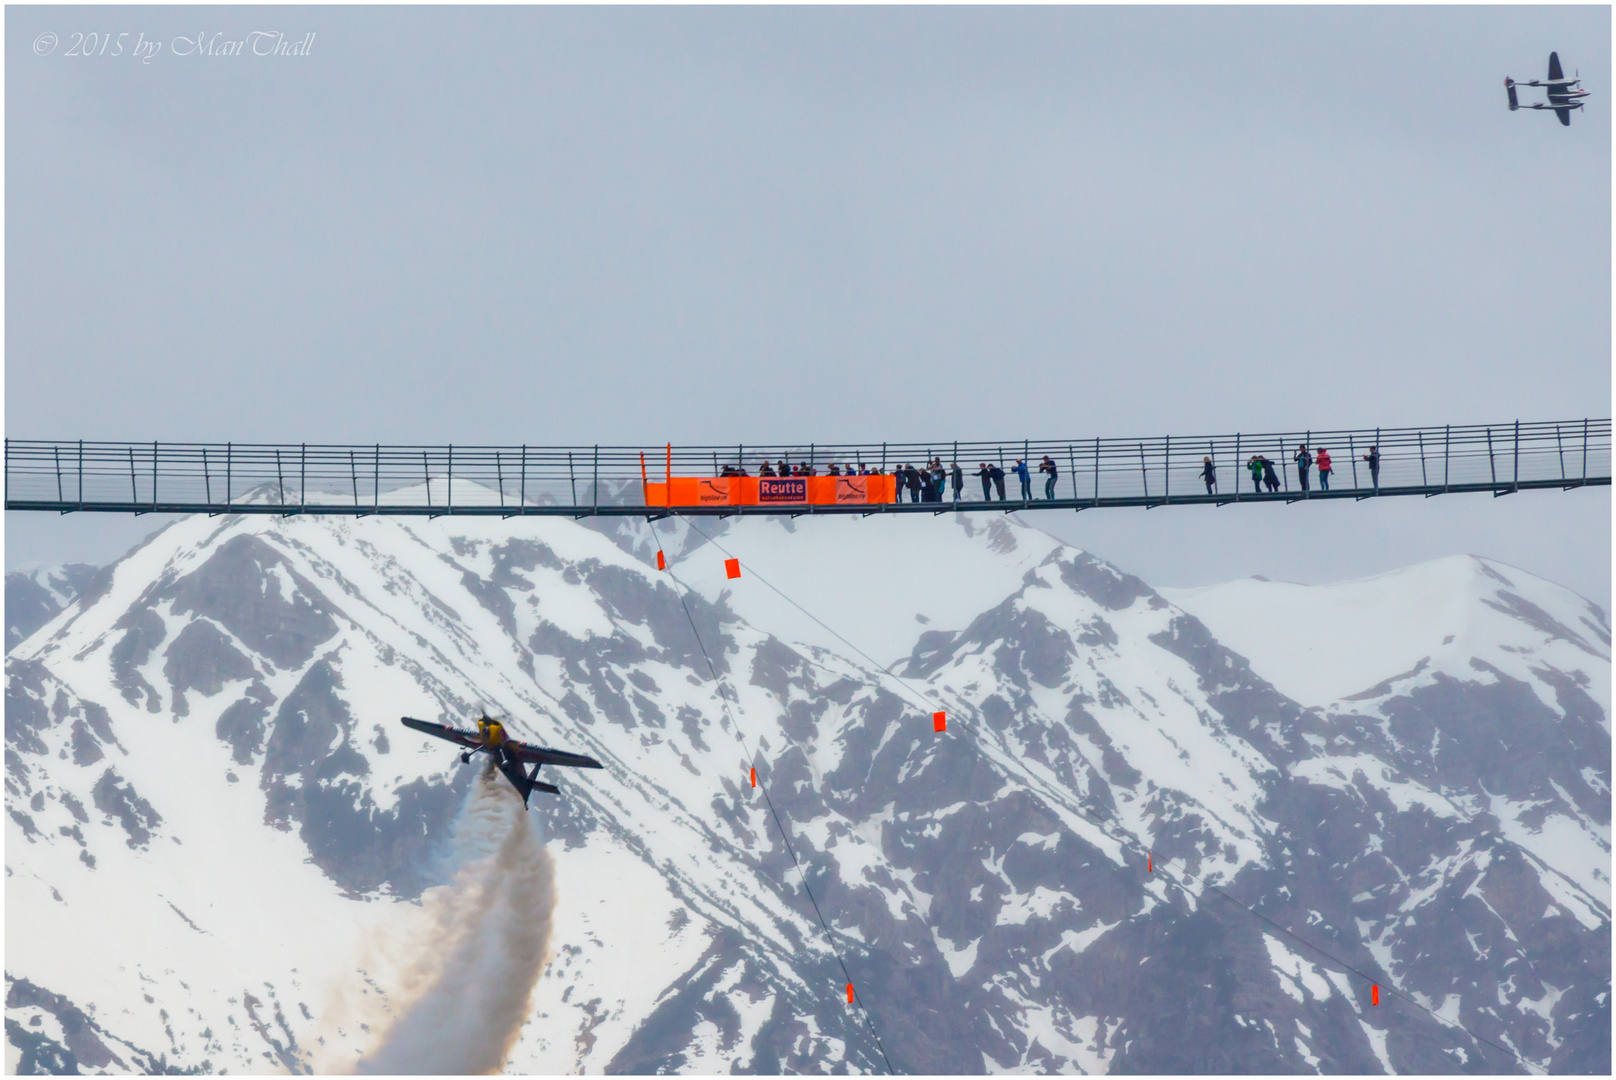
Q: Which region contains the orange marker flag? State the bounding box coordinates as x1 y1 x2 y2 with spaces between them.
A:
846 983 855 1004
749 767 756 788
1148 852 1153 874
725 557 741 579
1371 984 1380 1006
656 550 667 571
933 711 947 732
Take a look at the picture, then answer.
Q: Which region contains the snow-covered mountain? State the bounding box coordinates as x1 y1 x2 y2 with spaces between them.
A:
6 564 99 650
5 507 1609 1073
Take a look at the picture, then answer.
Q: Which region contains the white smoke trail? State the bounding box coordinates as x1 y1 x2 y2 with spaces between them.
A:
349 761 558 1075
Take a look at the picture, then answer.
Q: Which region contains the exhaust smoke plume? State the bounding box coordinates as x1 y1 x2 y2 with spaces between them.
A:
351 761 558 1074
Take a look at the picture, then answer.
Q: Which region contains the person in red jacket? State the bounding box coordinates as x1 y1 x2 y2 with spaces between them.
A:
1316 447 1333 491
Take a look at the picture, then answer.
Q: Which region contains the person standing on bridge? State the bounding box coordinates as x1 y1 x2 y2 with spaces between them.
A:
989 462 1007 500
1012 459 1032 501
1294 444 1312 492
1316 447 1332 491
1201 456 1217 495
1363 445 1380 489
1261 456 1281 492
1246 456 1264 493
951 462 964 503
977 463 992 500
1039 456 1059 499
905 464 923 503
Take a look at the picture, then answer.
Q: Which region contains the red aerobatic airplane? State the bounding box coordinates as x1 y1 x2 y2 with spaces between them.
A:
402 714 603 806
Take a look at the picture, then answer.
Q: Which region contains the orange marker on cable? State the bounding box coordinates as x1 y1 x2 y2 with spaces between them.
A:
656 550 666 571
846 983 855 1004
749 767 756 788
1371 984 1379 1006
725 557 741 579
933 711 947 732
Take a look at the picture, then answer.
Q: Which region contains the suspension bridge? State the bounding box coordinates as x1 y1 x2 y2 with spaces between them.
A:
5 418 1608 518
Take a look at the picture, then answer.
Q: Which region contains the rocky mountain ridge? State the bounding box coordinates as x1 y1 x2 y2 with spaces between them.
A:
5 510 1609 1073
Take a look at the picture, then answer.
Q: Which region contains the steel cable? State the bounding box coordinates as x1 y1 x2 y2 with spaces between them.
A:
646 518 898 1075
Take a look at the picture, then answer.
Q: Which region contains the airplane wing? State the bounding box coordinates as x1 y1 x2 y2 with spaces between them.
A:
401 716 481 748
508 741 604 769
1557 107 1572 127
1549 51 1564 83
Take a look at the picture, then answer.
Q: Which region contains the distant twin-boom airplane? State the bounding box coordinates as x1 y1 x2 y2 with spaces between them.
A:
1506 51 1589 126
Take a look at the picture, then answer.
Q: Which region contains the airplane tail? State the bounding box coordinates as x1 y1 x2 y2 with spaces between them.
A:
1505 79 1519 110
496 753 559 807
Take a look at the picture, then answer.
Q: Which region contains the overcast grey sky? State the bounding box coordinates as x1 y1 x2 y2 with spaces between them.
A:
6 6 1610 601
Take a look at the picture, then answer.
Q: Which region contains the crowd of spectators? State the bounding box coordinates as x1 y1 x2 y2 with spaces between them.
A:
712 444 1385 501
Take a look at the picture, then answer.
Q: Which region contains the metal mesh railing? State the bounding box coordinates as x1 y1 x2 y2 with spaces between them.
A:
5 419 1608 515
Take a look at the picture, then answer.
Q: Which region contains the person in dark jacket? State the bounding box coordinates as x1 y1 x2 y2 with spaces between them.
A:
1246 456 1264 493
1362 445 1380 489
930 462 946 502
1011 459 1032 501
1261 456 1281 492
905 465 922 503
977 463 993 500
1316 447 1332 491
1294 444 1312 492
950 462 964 503
988 463 1007 500
1201 456 1217 494
1038 456 1059 499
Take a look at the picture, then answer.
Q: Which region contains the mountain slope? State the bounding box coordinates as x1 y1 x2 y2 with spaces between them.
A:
5 510 1609 1073
1166 557 1610 919
6 564 99 650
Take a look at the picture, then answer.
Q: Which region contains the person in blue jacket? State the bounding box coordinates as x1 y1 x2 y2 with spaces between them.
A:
1012 459 1032 500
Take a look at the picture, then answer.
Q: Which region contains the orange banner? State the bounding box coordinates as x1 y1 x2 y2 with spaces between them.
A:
644 475 896 508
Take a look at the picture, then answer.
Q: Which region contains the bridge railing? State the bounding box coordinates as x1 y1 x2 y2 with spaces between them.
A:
4 419 1609 514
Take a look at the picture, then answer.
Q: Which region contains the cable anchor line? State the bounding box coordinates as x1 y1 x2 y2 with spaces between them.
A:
644 518 897 1075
